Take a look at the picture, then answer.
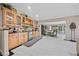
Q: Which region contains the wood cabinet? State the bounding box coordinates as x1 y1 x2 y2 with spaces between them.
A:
0 7 40 51
33 21 38 29
22 16 26 26
8 32 28 50
0 7 33 27
32 31 36 38
19 33 24 45
32 31 40 39
22 17 33 25
8 33 19 49
28 18 33 25
23 32 28 42
2 7 16 27
36 31 40 37
32 20 40 38
18 32 28 45
16 14 22 26
36 31 38 37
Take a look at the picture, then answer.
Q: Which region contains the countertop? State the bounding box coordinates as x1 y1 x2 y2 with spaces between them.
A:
0 27 9 30
9 30 39 34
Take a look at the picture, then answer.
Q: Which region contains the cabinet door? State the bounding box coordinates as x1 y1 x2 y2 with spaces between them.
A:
23 32 28 42
32 31 36 38
8 33 19 50
16 15 22 25
23 18 32 25
33 21 38 28
22 16 26 26
36 31 38 37
3 7 15 26
19 33 24 45
36 31 40 37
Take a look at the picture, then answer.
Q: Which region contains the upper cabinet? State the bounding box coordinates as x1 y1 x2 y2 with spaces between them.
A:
22 17 33 26
16 14 22 26
33 21 38 29
22 16 26 26
0 7 33 28
2 7 16 27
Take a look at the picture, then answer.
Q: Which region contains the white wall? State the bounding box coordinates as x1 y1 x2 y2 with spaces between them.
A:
0 30 9 56
0 7 2 27
40 15 79 41
0 30 4 54
65 15 79 41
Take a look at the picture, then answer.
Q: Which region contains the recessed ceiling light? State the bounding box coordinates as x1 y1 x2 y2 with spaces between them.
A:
27 6 31 10
36 14 39 18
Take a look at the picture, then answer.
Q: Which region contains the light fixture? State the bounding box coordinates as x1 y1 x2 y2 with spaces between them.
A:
35 14 40 21
36 14 39 18
27 5 31 10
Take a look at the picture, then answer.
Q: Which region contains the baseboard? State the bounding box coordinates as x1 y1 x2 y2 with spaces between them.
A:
77 53 79 56
0 49 10 56
64 39 76 42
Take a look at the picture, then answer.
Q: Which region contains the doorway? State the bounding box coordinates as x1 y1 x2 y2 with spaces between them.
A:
41 21 66 40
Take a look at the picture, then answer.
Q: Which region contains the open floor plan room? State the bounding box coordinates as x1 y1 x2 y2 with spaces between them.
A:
0 3 79 56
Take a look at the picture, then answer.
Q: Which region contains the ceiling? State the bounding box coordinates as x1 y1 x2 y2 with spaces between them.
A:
10 3 79 22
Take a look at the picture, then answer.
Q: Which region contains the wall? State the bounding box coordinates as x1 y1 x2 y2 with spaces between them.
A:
65 15 79 41
0 7 2 27
38 23 42 37
0 30 4 54
40 15 79 41
0 30 9 56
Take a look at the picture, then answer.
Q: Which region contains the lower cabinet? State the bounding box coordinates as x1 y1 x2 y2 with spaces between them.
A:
38 31 40 36
23 32 28 42
32 31 40 39
8 33 19 50
32 31 36 38
36 31 39 37
19 33 24 45
8 32 28 50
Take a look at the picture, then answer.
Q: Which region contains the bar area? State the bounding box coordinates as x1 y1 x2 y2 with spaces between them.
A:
0 4 41 55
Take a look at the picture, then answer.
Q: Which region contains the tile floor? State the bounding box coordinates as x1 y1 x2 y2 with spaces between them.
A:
12 36 76 56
